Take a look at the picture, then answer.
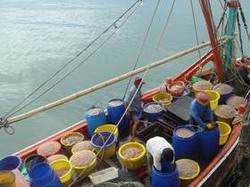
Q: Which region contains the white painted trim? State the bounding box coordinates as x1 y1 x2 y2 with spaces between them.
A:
197 137 240 187
14 120 86 155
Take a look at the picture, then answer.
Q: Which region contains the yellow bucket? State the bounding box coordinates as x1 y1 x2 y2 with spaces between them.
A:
152 92 173 107
50 159 73 186
192 81 212 95
60 132 85 153
217 121 231 145
69 150 97 176
0 171 16 187
118 142 146 170
204 90 220 111
47 154 68 164
94 124 119 138
176 159 200 180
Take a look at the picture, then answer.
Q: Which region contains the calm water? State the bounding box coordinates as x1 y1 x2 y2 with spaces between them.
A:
0 0 249 157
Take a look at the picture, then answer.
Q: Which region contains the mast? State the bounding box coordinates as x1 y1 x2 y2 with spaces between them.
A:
199 0 224 82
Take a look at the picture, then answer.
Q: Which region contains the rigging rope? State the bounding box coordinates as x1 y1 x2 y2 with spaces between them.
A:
3 0 141 119
236 10 244 57
190 0 202 59
156 0 176 49
238 3 250 42
5 2 141 119
216 1 227 32
122 0 162 101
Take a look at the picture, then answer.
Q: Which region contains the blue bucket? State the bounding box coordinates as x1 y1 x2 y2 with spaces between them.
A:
24 154 47 172
0 155 21 171
143 102 163 122
172 125 201 160
91 132 117 159
29 163 62 187
151 167 179 187
200 127 219 161
107 99 130 134
86 107 107 137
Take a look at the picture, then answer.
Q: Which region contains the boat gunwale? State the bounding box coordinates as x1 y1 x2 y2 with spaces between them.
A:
14 57 243 186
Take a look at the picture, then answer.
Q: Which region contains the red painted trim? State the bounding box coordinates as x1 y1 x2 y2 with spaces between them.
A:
189 123 242 187
16 122 87 158
174 50 214 82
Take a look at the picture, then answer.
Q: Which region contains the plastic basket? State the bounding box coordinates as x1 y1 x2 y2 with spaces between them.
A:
153 93 173 107
118 142 146 170
217 121 231 145
204 90 220 111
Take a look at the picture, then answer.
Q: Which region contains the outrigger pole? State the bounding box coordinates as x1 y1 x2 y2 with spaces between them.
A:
6 38 228 125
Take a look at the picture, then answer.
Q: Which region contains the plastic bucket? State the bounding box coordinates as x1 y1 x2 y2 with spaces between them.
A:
107 99 130 135
107 99 126 123
118 142 146 170
0 171 16 187
214 105 235 125
24 154 47 172
71 141 92 154
29 163 62 187
200 127 219 161
47 154 68 164
37 141 61 158
217 121 231 145
86 107 107 137
94 124 119 138
0 155 21 171
176 159 200 180
153 93 173 107
91 132 117 159
172 125 200 160
60 132 85 153
50 159 73 186
204 90 220 111
212 83 233 104
143 102 163 122
151 167 179 187
192 81 212 95
167 81 185 97
69 150 96 176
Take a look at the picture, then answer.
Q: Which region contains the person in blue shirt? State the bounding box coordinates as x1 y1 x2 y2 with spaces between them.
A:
189 92 214 129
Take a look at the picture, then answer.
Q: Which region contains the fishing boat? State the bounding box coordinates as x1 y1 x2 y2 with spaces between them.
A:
0 0 249 186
